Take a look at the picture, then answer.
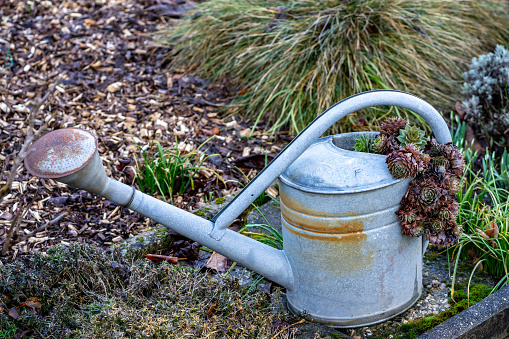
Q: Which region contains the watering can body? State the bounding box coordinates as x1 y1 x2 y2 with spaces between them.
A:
24 90 452 327
279 132 422 326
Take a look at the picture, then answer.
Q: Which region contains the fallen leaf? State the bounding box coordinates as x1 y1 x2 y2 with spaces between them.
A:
205 252 228 272
465 125 485 154
207 304 216 318
48 196 68 207
144 254 179 264
19 297 41 309
231 154 275 170
485 222 499 239
8 307 20 319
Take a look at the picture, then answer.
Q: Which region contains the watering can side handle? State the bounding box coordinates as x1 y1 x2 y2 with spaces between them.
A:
209 90 452 240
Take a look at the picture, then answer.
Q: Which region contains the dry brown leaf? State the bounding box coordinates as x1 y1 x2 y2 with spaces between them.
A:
207 304 217 318
19 297 42 309
475 228 489 240
205 252 228 272
484 222 499 239
144 254 179 264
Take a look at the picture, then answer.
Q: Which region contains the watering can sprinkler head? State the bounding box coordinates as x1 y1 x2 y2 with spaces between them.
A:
24 128 109 194
24 90 453 327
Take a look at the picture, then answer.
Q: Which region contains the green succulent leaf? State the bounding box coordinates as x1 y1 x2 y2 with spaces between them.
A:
354 134 373 153
397 125 428 148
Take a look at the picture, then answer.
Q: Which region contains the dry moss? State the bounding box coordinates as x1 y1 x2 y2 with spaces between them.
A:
0 243 292 338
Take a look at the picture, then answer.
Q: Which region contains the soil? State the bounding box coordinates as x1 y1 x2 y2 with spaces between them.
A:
0 0 290 263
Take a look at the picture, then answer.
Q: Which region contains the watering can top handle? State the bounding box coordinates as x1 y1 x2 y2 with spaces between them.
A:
209 90 452 240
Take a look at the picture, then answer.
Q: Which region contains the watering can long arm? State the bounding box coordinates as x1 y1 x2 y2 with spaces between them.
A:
50 154 295 288
210 90 452 239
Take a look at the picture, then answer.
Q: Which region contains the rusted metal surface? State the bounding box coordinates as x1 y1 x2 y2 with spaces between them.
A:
25 128 97 179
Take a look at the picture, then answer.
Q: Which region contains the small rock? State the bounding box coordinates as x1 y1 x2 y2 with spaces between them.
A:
107 82 123 93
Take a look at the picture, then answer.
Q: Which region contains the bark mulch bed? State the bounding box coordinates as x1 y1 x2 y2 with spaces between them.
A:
0 0 289 264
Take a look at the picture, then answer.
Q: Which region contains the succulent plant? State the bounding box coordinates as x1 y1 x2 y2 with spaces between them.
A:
462 45 509 143
444 175 462 195
430 220 444 232
354 134 373 153
397 125 428 149
409 225 425 237
417 179 440 208
386 144 429 179
432 156 449 169
371 135 386 154
386 149 419 179
354 117 464 247
380 117 408 136
439 143 465 176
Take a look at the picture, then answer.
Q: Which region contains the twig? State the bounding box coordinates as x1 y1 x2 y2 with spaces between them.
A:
13 212 67 245
0 76 62 202
1 205 26 256
270 319 305 339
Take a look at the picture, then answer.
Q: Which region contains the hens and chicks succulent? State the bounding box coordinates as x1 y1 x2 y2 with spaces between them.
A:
354 118 464 246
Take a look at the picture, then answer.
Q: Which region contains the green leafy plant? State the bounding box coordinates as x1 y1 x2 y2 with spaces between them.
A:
157 0 509 135
354 134 373 153
447 114 509 290
239 223 283 250
134 137 220 202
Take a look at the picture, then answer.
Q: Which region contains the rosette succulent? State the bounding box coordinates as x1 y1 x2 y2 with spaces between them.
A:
371 135 386 154
380 117 408 136
354 117 464 247
397 125 428 149
386 149 418 179
386 145 427 179
430 220 444 232
417 179 440 208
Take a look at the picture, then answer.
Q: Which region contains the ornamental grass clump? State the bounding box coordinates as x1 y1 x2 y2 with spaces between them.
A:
356 118 464 246
158 0 509 134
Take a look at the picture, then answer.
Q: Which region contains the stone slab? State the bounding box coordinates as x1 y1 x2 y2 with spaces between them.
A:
418 285 509 339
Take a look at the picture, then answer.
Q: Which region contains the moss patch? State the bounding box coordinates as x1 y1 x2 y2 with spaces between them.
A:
215 197 226 204
395 285 492 338
0 243 291 338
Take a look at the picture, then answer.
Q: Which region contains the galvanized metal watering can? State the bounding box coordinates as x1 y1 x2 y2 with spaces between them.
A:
24 90 452 327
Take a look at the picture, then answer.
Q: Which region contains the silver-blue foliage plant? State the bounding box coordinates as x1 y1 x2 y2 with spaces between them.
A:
462 45 509 143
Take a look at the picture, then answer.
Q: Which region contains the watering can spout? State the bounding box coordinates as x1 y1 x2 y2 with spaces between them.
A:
23 128 295 289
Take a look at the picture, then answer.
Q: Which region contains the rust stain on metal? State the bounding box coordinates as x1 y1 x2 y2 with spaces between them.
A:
282 204 364 234
24 128 97 179
283 218 365 242
283 222 374 274
280 190 355 217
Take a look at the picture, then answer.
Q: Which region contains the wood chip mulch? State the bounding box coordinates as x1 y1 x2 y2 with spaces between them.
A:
0 0 288 263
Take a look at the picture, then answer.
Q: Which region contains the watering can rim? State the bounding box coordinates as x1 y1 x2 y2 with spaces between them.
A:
278 132 406 194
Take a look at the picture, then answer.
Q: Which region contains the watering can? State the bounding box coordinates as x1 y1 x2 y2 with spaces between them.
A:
24 90 451 327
